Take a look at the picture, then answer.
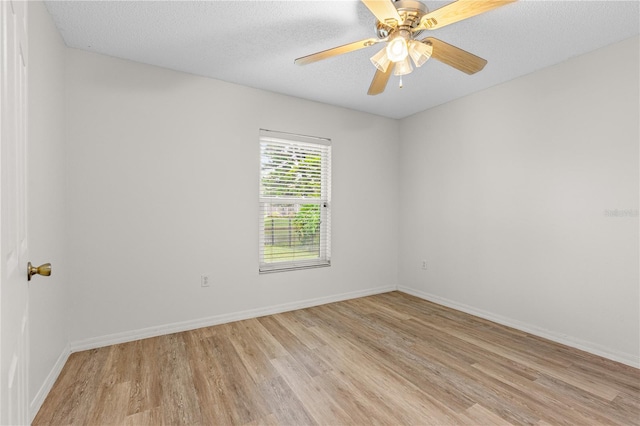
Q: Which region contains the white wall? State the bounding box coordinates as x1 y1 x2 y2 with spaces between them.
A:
65 49 400 345
27 0 70 416
399 36 640 366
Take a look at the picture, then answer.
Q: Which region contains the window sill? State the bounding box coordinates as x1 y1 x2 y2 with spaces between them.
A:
259 261 331 274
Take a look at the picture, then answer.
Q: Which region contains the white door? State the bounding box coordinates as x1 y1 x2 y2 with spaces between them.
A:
1 0 30 424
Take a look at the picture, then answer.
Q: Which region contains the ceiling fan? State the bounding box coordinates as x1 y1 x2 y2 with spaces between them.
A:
294 0 516 95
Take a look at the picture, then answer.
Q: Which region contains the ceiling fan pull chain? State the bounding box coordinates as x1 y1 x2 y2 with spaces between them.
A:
399 76 403 89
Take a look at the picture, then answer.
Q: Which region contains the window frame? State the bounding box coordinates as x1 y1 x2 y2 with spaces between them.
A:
258 129 331 273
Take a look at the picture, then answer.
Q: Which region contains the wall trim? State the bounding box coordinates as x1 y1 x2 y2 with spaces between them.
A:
70 285 397 352
29 343 71 424
398 286 639 369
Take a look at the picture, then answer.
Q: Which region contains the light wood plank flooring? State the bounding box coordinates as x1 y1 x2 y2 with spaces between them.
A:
33 291 640 425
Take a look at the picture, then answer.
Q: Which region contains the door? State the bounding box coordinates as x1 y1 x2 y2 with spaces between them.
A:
1 0 29 423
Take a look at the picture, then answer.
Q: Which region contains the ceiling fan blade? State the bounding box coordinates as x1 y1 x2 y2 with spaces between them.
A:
422 37 487 74
295 38 381 66
361 0 402 25
418 0 516 30
368 64 394 96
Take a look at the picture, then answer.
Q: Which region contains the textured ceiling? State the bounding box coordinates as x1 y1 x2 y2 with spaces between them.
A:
44 0 639 119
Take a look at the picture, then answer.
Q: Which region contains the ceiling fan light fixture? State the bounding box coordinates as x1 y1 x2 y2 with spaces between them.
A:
408 40 433 68
386 34 409 62
393 56 413 76
295 0 507 96
370 47 391 72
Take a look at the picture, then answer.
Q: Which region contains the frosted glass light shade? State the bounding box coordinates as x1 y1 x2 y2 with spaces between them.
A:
386 36 408 62
370 47 391 72
393 56 413 76
408 40 433 68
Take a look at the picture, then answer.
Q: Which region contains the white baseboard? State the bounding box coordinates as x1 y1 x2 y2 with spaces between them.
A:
398 286 639 369
29 343 71 424
70 285 397 352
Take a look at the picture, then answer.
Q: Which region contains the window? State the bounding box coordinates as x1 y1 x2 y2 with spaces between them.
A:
259 129 331 273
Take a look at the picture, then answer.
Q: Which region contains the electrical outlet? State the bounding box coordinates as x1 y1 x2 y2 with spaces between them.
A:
201 274 210 287
421 260 427 270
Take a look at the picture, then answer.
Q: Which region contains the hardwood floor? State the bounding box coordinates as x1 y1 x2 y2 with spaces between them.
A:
33 292 640 425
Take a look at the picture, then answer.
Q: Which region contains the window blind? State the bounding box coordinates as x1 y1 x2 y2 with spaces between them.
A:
259 129 331 273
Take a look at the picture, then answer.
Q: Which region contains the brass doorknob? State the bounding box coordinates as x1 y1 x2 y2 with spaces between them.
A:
27 262 51 281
